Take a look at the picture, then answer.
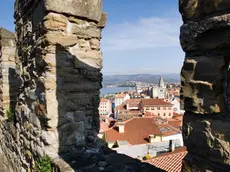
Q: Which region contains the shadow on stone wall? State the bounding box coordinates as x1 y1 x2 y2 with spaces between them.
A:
8 67 20 124
55 44 164 172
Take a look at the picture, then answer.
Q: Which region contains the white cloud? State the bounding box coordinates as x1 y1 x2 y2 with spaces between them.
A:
101 16 182 51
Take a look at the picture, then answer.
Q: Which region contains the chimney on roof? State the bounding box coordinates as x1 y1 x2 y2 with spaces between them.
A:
105 117 109 124
118 121 125 133
169 140 175 152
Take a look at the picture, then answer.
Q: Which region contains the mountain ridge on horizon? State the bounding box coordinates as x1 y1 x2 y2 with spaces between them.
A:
103 73 179 76
103 73 180 84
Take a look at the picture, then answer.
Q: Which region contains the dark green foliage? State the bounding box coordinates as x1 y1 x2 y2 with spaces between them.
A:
34 155 52 172
6 108 15 121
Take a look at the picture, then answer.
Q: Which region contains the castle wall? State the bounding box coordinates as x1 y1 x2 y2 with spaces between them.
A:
180 0 230 171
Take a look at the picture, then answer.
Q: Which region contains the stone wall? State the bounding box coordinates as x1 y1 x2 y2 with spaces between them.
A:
0 28 18 116
0 0 106 171
0 0 106 169
0 28 20 172
180 0 230 171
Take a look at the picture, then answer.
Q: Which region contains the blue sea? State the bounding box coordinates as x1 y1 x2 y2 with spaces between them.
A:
100 87 135 96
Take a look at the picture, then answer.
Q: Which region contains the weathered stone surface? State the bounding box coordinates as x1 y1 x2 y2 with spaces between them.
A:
181 56 225 114
0 28 18 113
179 0 230 22
180 14 230 53
180 0 230 171
45 33 79 46
44 0 102 22
98 12 107 28
44 12 68 31
183 113 230 171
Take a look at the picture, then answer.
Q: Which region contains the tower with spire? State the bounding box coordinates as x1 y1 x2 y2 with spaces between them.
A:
158 76 165 88
151 76 166 99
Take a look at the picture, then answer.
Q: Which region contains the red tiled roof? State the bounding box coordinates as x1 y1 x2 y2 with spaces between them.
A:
141 99 173 107
115 94 126 98
173 112 182 118
125 99 141 107
100 116 114 120
144 147 187 172
100 98 111 103
114 104 126 111
168 119 182 129
104 117 181 145
100 121 109 132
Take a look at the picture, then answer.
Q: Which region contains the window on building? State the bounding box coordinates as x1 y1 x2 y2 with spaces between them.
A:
146 108 149 110
164 113 166 116
163 107 166 110
169 113 171 116
158 113 160 116
157 107 160 110
168 108 172 110
151 108 154 110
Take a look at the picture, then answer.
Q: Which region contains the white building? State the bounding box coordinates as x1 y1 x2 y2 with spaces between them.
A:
151 76 166 99
171 98 185 114
99 99 112 116
114 93 130 107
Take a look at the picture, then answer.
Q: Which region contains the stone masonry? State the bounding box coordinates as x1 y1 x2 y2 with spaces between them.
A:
14 0 106 157
180 0 230 171
0 28 18 116
0 28 20 172
0 0 163 172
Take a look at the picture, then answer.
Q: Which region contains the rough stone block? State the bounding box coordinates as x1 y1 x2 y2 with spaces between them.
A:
44 0 102 22
44 12 68 31
71 23 102 38
181 56 225 114
180 14 230 53
44 33 79 46
183 113 230 170
69 46 103 69
98 12 107 28
59 120 85 146
179 0 230 22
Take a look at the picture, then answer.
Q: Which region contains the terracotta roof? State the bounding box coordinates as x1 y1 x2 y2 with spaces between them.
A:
141 99 173 107
144 147 187 172
104 117 181 145
168 119 182 129
114 104 126 112
100 98 111 103
100 121 109 132
115 99 141 112
100 116 114 122
115 94 126 98
125 99 141 107
173 112 181 118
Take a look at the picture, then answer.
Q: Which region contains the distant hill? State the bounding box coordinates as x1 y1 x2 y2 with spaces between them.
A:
102 74 180 85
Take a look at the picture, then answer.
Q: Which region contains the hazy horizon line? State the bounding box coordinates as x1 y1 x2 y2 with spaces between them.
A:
103 73 180 76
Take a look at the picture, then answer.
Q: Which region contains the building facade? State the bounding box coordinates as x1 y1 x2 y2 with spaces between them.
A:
99 98 112 116
114 93 130 107
151 76 166 99
140 99 173 119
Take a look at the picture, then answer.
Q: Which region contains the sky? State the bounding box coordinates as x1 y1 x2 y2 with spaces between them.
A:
0 0 185 75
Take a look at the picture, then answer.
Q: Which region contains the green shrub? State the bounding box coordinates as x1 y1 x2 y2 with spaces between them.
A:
34 155 52 172
6 109 15 121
